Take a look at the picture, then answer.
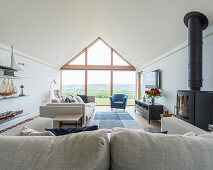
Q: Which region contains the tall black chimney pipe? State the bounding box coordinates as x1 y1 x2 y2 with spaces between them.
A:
184 12 208 91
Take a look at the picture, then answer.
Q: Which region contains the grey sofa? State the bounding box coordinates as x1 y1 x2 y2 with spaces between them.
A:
40 96 95 125
1 117 213 170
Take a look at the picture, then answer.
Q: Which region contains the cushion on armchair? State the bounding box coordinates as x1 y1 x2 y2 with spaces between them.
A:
113 101 124 104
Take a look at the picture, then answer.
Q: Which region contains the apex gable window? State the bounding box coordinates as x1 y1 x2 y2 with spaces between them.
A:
61 37 136 105
88 40 111 65
68 51 85 65
113 51 129 66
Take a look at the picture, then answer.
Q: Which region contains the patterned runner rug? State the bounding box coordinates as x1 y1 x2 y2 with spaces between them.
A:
92 112 141 129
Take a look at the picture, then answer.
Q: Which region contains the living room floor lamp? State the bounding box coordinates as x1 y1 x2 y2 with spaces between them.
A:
49 79 56 103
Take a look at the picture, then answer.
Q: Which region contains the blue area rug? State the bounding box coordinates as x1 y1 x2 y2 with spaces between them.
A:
92 112 141 129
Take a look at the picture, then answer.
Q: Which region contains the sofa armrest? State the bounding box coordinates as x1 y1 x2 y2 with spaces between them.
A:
161 117 207 135
40 105 86 125
123 96 127 102
88 96 95 103
1 117 53 136
110 96 115 102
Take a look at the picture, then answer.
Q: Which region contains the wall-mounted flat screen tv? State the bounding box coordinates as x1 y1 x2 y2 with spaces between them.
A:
145 70 160 89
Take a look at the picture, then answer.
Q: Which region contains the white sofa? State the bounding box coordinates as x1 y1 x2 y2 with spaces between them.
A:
161 117 207 135
40 96 96 125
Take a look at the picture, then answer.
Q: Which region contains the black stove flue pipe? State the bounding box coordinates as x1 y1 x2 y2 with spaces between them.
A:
184 12 208 91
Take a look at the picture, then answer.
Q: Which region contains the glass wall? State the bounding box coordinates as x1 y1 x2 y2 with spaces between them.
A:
87 70 111 105
113 70 136 105
61 38 136 105
68 52 85 65
87 40 111 65
61 70 85 96
113 51 129 66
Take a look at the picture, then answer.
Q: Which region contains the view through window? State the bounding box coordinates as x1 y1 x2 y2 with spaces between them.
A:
61 38 136 105
62 70 85 96
113 71 136 105
88 70 111 105
88 40 111 65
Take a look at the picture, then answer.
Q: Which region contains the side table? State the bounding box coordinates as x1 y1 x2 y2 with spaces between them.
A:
53 114 83 128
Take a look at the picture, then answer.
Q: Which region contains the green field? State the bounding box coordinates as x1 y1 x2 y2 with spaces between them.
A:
62 84 135 105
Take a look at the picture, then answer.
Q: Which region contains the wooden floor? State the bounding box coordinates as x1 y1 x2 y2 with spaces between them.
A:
85 106 161 131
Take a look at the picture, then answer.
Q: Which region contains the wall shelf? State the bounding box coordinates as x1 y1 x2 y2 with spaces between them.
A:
0 65 18 72
0 75 24 79
0 95 29 100
0 112 31 125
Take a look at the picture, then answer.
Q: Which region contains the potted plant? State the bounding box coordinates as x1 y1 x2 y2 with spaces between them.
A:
145 88 162 105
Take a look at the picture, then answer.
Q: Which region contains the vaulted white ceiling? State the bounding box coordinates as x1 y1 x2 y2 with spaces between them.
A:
0 0 213 69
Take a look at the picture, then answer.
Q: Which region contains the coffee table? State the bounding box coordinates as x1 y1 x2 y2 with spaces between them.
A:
53 114 83 128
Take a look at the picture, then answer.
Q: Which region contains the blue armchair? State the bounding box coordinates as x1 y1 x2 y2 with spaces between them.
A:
110 94 128 111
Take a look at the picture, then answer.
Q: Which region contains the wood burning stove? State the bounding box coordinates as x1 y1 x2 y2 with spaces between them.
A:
176 90 213 131
175 12 213 131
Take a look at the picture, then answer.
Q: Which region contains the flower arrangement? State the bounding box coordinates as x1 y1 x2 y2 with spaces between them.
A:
145 88 162 99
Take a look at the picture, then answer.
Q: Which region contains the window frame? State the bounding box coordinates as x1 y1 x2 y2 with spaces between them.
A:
61 37 136 106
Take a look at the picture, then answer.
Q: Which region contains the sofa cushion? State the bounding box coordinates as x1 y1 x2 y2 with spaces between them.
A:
65 97 73 103
0 130 110 170
76 96 84 103
51 99 60 103
113 101 124 104
110 128 213 170
20 126 55 136
77 94 88 103
46 125 98 136
72 97 79 103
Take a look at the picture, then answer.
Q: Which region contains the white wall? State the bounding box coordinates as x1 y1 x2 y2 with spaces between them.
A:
139 26 213 113
0 44 60 130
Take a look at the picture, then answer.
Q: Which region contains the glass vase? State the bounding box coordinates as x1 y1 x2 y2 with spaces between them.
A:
151 98 155 105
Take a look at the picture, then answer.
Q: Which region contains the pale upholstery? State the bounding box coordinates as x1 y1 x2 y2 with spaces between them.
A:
87 95 95 103
1 117 53 136
85 102 96 109
54 90 61 98
40 104 84 122
43 96 96 124
19 126 55 136
85 105 93 120
51 90 63 103
110 128 213 170
161 117 207 135
0 130 110 170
